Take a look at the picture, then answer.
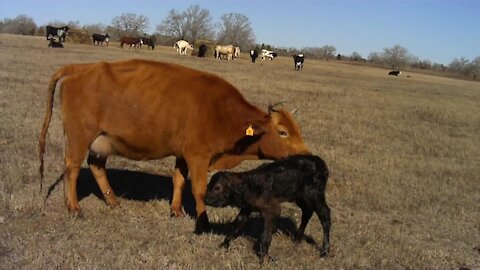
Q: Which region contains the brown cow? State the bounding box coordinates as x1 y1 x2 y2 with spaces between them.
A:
120 36 142 48
39 59 310 234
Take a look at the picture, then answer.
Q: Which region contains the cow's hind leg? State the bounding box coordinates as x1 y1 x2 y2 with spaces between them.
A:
63 160 82 218
87 152 118 207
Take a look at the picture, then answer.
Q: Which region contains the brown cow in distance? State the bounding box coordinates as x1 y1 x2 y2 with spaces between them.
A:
39 59 310 234
120 36 142 48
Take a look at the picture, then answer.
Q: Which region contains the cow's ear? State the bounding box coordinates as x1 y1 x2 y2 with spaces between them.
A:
243 120 267 137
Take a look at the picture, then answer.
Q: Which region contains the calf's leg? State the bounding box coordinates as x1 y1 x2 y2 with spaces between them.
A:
220 207 252 249
257 202 281 264
294 199 313 242
314 198 331 258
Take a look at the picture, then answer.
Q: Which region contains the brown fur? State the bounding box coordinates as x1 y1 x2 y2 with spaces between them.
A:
38 59 309 233
120 36 142 48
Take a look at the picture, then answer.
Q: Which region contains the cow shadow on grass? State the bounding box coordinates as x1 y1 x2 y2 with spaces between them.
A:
46 168 196 217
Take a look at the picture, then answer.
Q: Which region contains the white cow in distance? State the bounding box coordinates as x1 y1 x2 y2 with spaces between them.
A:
261 49 278 61
174 40 194 55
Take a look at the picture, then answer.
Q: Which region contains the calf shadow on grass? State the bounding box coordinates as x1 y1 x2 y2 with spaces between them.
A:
46 168 319 250
210 216 320 254
46 168 196 217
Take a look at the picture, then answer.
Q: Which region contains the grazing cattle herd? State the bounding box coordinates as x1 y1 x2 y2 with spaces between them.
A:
36 24 408 264
42 26 302 70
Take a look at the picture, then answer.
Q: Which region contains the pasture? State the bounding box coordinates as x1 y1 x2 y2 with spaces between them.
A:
0 33 479 269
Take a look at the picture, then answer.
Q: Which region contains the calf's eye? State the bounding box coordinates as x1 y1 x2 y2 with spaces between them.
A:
213 185 222 192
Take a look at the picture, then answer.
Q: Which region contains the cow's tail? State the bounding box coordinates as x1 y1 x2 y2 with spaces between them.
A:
38 68 65 192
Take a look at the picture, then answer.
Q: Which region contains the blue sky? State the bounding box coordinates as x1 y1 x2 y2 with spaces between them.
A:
1 0 479 65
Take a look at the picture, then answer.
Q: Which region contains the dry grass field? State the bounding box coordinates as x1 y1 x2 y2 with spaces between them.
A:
0 33 479 269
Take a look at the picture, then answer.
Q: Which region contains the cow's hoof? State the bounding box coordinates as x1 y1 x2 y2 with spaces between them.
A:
67 203 83 218
170 208 185 218
194 212 211 234
68 208 84 219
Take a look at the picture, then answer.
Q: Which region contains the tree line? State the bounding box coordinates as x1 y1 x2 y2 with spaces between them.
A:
1 6 478 80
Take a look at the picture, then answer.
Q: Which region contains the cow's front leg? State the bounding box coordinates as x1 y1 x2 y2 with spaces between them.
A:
187 157 211 234
171 158 188 217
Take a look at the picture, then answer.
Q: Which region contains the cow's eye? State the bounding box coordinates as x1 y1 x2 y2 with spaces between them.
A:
278 130 289 138
214 185 222 192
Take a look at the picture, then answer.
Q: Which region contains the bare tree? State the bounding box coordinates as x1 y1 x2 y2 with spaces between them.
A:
320 45 337 60
449 57 470 77
46 20 81 29
383 45 409 69
351 52 363 61
184 5 214 41
217 13 255 49
111 13 149 37
1 15 37 35
368 52 382 64
471 56 480 80
84 23 107 35
157 9 187 40
157 5 213 42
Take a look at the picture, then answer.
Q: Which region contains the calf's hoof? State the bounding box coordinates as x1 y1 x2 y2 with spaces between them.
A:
219 241 230 249
194 212 211 235
293 233 304 243
319 248 329 258
258 254 276 264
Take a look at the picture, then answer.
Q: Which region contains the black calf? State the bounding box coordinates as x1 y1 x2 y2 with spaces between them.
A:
388 70 401 76
48 39 64 48
205 155 331 263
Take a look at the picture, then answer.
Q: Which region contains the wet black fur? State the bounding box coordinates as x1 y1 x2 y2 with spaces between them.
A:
205 154 331 263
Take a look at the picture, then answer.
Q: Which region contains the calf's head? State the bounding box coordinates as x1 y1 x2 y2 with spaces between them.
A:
205 172 242 207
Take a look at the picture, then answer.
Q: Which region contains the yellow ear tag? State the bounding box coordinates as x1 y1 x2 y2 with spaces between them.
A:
246 125 254 136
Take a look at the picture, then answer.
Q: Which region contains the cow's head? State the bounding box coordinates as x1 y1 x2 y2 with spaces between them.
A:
247 107 310 159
